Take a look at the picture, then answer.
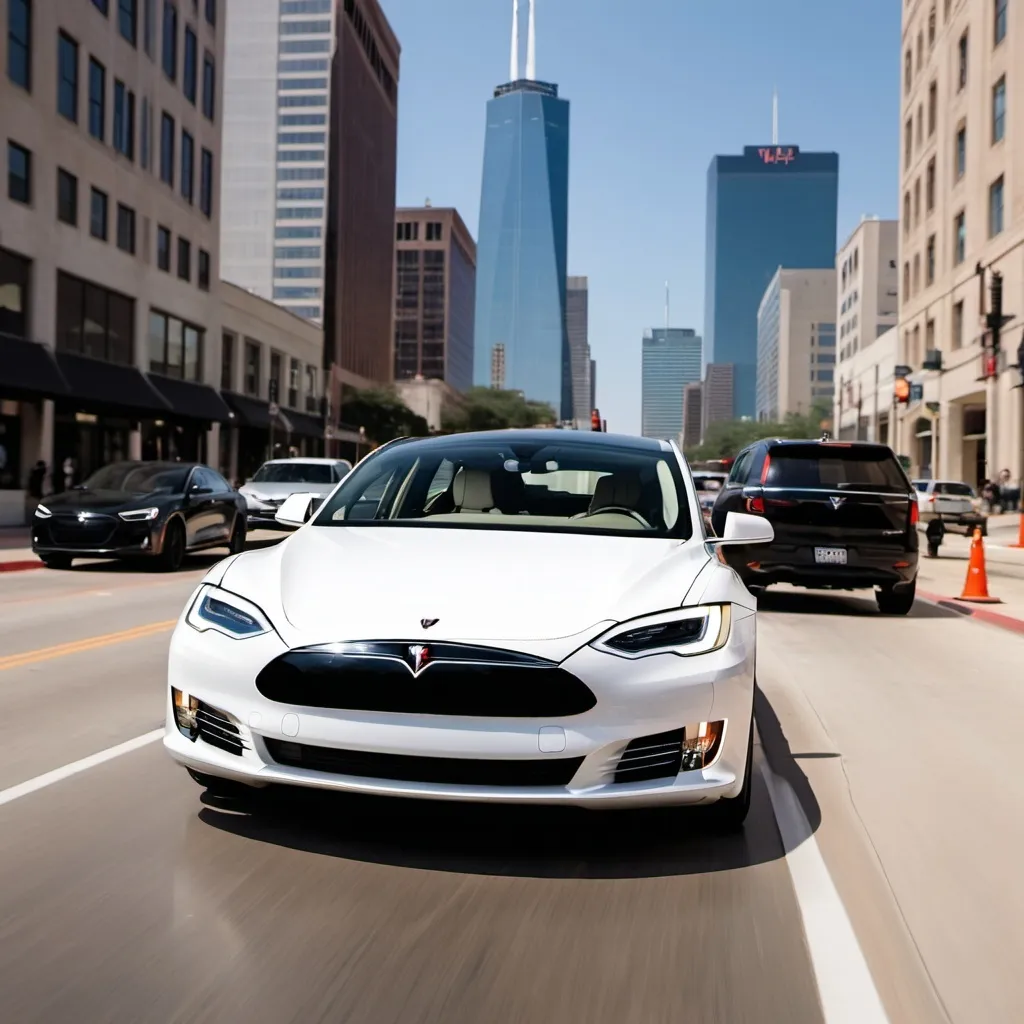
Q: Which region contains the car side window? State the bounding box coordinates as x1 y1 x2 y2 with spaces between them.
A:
208 470 231 492
728 451 753 485
193 468 217 492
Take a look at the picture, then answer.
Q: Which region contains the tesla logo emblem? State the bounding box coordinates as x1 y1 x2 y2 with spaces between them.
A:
408 645 431 674
830 497 845 509
420 618 439 629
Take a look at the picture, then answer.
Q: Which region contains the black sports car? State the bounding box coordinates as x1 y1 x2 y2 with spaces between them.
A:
32 461 247 571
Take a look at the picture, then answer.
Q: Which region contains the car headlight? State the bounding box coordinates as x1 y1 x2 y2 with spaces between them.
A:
118 507 160 522
34 504 52 518
185 584 273 639
591 604 732 659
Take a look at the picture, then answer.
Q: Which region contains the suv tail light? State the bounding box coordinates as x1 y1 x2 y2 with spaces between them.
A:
909 500 920 526
759 456 771 485
746 496 765 514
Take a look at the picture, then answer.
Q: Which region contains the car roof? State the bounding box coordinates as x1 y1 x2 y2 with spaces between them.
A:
757 438 895 451
380 429 672 453
103 460 200 470
260 457 349 465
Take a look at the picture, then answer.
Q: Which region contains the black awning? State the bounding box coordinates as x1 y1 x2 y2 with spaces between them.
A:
288 411 325 438
147 374 232 423
55 351 172 415
0 335 71 400
222 391 272 429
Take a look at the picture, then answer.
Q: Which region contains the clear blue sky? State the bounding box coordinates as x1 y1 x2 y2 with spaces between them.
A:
380 0 901 434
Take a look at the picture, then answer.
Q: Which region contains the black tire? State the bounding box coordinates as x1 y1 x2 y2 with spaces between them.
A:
157 519 185 572
41 554 73 570
227 515 246 555
747 584 767 597
876 579 916 615
705 717 753 831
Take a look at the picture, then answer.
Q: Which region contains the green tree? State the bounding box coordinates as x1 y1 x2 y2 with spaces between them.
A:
340 387 429 444
685 403 832 461
442 387 557 432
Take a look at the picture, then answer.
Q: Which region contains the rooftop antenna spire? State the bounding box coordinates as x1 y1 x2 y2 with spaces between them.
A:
510 0 519 82
665 280 670 336
772 86 779 145
526 0 536 80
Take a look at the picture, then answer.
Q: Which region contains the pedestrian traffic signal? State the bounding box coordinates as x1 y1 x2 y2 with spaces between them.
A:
894 377 910 404
591 409 601 431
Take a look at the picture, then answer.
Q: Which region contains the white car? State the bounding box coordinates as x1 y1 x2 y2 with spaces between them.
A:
238 457 352 529
164 430 773 828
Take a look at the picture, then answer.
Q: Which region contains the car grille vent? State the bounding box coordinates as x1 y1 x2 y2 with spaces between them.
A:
196 702 246 757
613 729 684 784
264 739 583 788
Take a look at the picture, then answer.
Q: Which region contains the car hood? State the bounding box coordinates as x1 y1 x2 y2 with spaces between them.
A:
240 481 333 500
220 525 712 650
40 489 172 513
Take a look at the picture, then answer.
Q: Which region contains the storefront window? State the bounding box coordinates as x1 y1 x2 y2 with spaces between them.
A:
184 325 200 380
167 317 183 376
148 307 204 381
55 270 134 364
0 247 30 339
148 311 166 372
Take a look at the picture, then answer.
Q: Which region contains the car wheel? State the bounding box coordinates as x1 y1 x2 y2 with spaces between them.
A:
41 554 73 570
158 519 185 572
705 717 753 831
876 579 916 615
227 516 246 555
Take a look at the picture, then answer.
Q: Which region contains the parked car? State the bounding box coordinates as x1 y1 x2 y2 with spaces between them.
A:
32 461 246 571
238 458 352 530
710 438 919 614
912 479 986 538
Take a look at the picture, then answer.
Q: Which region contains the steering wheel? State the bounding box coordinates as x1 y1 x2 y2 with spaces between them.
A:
585 506 652 528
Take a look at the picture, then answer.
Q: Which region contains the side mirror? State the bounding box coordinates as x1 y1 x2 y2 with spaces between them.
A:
710 511 774 547
190 485 214 497
275 492 318 528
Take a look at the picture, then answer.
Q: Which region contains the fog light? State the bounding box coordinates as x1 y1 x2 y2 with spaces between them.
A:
172 687 199 740
680 720 725 771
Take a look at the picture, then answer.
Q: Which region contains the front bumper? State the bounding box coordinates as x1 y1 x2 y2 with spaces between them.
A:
32 515 163 559
164 609 757 809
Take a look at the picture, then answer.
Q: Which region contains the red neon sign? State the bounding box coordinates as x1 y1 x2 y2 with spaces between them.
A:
757 146 796 165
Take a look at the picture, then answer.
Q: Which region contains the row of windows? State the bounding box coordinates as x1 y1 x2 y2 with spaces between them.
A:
149 308 204 380
55 167 138 257
396 221 445 242
277 166 325 181
276 206 323 220
280 20 332 35
158 112 215 216
280 0 332 14
279 38 331 54
275 265 321 277
161 1 217 111
278 131 325 145
274 246 321 260
278 94 327 108
273 286 322 300
275 226 321 239
278 58 329 73
278 77 328 91
277 149 325 163
279 113 326 127
56 268 134 365
225 334 320 408
278 186 324 200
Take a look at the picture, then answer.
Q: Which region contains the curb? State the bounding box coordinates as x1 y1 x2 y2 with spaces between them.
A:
0 559 43 573
918 587 1024 636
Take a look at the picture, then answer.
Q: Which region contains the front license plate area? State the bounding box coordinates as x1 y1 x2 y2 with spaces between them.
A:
814 546 848 565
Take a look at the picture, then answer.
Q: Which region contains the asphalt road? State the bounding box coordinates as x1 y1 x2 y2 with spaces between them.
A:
0 550 1019 1023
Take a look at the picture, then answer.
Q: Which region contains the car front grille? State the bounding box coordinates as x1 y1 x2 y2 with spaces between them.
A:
264 739 584 788
613 729 684 784
48 513 118 548
196 702 245 756
255 642 597 718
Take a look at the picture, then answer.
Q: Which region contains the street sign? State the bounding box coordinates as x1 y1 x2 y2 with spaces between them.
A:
268 402 280 417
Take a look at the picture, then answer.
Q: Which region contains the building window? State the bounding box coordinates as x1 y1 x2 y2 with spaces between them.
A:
425 222 443 241
199 147 213 216
56 271 134 364
118 0 137 45
280 39 331 53
274 245 321 260
160 112 174 185
396 222 419 242
954 210 966 264
143 0 156 56
995 0 1007 45
952 300 964 349
916 30 923 69
181 129 194 202
198 249 210 290
904 118 912 165
88 58 105 141
286 358 299 407
58 33 79 122
958 31 968 90
140 96 152 169
903 190 910 232
926 158 935 212
177 237 191 280
926 235 936 285
205 0 216 26
989 175 1005 236
148 309 203 381
305 365 317 411
221 332 234 390
913 253 920 294
913 178 921 226
955 124 966 179
116 203 136 253
57 168 77 224
202 52 215 119
7 0 31 91
992 77 1006 143
280 20 331 34
904 49 912 93
113 80 135 158
928 81 937 135
156 224 171 270
244 340 260 396
90 188 108 240
928 4 936 45
7 141 30 204
92 0 109 13
183 25 196 103
162 1 177 80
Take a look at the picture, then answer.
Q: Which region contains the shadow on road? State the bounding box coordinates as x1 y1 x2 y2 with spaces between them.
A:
758 588 957 619
196 690 823 881
60 534 284 574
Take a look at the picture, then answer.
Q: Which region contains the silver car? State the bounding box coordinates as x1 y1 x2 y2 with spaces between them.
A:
239 458 352 529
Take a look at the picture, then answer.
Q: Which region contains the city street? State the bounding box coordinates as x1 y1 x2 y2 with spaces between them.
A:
1 546 1021 1023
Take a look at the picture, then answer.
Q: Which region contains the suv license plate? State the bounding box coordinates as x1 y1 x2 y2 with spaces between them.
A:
815 547 847 565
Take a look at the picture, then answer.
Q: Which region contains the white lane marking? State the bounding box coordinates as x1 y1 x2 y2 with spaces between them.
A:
0 729 163 809
757 748 890 1024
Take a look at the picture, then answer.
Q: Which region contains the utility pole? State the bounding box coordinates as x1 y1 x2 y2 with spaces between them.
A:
987 270 1006 483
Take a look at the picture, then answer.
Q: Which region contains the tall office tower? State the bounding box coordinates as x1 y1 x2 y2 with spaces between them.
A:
393 207 476 392
566 276 592 426
682 382 703 448
473 0 571 419
641 328 703 441
702 363 735 434
221 0 336 323
704 144 838 418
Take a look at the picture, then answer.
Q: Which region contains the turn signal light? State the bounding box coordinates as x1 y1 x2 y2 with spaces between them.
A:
681 720 725 771
172 687 199 740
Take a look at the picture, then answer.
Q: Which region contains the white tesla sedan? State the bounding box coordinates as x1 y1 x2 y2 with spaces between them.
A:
164 430 773 828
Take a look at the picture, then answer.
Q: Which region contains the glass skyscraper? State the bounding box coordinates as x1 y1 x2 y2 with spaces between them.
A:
641 328 703 441
704 145 839 419
473 76 571 418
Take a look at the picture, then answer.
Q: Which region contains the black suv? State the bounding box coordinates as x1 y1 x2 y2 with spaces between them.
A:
709 438 919 614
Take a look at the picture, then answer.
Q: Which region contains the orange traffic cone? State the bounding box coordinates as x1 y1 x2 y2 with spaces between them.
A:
958 527 1002 603
1009 512 1024 549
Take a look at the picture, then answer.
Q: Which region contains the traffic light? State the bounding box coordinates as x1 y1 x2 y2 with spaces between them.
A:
590 409 601 431
894 377 910 404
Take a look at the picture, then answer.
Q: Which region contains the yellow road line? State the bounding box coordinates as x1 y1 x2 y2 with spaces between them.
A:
0 620 176 672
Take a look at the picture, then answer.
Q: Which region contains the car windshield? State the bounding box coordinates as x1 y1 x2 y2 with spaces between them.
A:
935 482 974 496
692 475 725 492
313 437 692 538
764 445 910 493
252 462 335 484
81 463 189 495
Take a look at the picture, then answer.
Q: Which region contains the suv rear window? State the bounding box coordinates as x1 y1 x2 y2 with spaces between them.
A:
935 482 974 496
764 444 909 493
